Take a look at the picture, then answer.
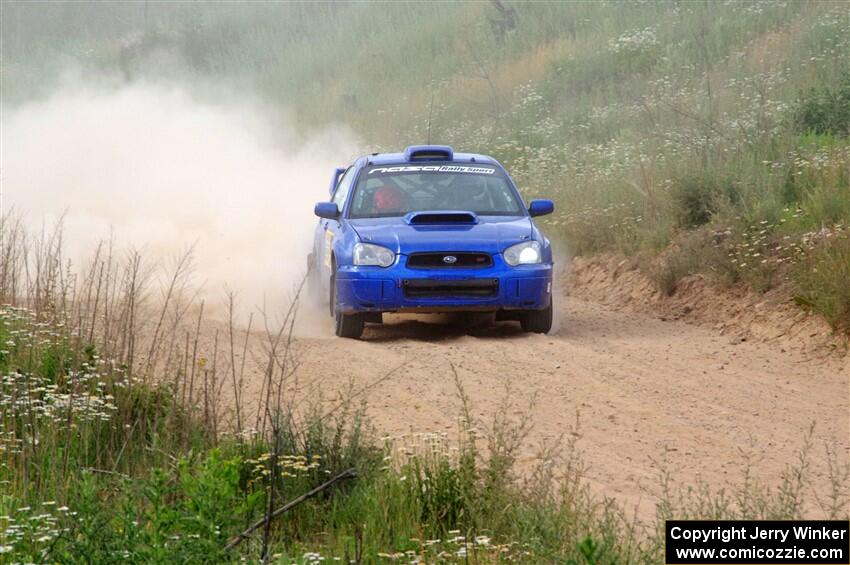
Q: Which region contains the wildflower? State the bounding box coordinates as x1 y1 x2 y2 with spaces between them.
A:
475 535 492 546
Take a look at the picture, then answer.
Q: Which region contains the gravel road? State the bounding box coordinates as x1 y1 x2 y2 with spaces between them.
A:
281 293 849 518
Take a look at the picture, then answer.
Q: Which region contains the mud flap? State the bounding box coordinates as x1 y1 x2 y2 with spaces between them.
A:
364 312 383 324
495 310 521 321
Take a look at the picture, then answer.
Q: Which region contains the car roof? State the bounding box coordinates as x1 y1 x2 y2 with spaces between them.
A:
354 145 501 168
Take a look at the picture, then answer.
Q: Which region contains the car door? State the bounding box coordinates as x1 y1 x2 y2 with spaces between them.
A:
316 166 356 286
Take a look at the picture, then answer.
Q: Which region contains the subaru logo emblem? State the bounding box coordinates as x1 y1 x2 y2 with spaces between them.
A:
442 255 458 264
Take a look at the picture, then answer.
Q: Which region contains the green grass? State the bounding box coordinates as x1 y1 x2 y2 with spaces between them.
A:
793 234 850 331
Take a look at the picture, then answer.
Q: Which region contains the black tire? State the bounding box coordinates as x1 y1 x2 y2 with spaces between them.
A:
335 310 365 338
521 298 553 334
330 258 364 339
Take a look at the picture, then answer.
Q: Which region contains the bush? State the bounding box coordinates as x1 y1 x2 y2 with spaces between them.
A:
55 451 259 563
793 235 850 331
794 75 850 137
670 174 738 229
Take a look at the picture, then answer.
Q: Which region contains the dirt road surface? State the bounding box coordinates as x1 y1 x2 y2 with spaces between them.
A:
252 289 849 519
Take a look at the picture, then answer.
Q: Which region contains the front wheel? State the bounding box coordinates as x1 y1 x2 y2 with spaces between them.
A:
335 310 365 338
520 299 553 334
330 260 364 339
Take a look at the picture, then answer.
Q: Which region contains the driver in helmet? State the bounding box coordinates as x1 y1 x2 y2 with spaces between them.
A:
372 184 408 214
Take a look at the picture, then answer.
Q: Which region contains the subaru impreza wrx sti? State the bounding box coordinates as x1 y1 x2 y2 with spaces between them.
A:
309 145 555 339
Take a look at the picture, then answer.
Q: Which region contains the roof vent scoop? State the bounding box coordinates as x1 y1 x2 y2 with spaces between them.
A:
405 211 478 225
404 145 454 162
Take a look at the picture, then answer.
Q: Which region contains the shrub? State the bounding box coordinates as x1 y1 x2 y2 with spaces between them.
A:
794 75 850 137
670 174 738 229
802 181 850 228
792 235 850 331
55 453 258 564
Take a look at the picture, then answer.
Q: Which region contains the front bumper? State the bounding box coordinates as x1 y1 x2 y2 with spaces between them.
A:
335 255 552 314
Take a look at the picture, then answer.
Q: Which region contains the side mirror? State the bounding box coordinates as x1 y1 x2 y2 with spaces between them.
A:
314 202 340 219
528 199 554 217
329 167 346 196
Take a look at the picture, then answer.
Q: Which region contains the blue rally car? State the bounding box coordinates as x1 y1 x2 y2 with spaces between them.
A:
309 145 554 338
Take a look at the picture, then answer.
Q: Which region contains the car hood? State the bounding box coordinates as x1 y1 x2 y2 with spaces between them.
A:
347 215 533 255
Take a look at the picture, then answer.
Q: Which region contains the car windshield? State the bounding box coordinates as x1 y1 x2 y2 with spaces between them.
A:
347 164 524 219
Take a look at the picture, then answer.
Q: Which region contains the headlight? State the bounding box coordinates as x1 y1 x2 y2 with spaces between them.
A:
503 241 541 266
353 243 395 267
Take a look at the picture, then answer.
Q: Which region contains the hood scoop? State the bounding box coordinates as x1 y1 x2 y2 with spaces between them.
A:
404 211 479 225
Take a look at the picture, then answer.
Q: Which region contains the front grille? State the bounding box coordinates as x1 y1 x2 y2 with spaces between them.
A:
403 278 499 298
407 252 492 269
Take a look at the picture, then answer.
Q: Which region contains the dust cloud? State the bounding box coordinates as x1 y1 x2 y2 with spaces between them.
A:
3 82 356 332
549 247 571 335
